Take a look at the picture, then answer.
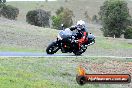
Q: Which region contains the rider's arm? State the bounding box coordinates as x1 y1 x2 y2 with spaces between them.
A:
79 28 88 42
82 31 87 39
82 28 88 39
69 26 77 31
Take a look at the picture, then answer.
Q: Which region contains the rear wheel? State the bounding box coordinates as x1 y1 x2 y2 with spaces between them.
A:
46 42 59 54
73 45 87 56
73 50 83 56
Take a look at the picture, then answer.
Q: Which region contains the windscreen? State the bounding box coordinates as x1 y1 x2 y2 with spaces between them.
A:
59 28 73 39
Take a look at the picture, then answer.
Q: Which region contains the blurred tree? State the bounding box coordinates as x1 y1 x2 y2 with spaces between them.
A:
3 0 6 3
65 0 68 2
124 27 132 39
52 7 74 29
52 15 62 29
92 15 98 23
1 5 19 20
99 0 130 38
0 0 6 3
0 0 6 8
56 6 64 15
84 11 91 23
61 8 73 27
26 9 51 27
0 0 19 20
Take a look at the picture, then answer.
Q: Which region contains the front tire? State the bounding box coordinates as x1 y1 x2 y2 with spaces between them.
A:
46 42 59 54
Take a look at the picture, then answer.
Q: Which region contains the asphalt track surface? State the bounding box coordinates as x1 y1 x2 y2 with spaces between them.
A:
0 52 132 58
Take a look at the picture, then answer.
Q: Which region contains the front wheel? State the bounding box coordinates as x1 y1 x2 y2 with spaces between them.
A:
46 42 59 54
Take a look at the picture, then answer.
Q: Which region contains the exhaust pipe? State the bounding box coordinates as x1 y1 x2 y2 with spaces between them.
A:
88 42 95 46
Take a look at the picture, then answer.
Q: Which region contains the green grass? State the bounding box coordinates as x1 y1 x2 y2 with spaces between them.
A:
0 36 131 53
0 45 42 52
95 37 132 49
0 76 67 88
0 57 131 88
0 18 59 52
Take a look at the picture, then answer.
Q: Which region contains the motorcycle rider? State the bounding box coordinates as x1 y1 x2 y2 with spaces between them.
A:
69 20 88 50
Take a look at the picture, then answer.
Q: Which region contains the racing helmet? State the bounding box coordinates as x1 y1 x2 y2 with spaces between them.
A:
76 20 85 30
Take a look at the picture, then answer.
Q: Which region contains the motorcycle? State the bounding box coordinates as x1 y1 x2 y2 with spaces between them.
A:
46 28 95 55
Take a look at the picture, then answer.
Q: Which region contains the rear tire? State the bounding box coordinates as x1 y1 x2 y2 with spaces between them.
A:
73 45 86 56
46 42 59 54
73 50 83 56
